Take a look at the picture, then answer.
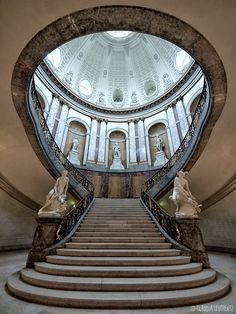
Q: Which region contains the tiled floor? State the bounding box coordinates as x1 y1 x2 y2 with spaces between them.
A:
0 250 235 314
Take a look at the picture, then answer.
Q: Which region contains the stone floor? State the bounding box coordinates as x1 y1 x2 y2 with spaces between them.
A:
0 250 235 314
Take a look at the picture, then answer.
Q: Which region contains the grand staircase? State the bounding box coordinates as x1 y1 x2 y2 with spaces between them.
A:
7 198 230 309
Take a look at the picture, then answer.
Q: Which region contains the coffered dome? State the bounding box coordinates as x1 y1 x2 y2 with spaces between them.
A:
44 31 193 110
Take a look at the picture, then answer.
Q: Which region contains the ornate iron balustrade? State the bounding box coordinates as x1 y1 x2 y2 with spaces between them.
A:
56 189 94 242
31 80 94 194
141 81 208 195
141 190 181 244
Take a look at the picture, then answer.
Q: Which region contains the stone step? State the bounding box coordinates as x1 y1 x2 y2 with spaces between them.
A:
8 272 229 308
46 255 191 266
84 217 151 221
57 248 180 257
71 237 165 243
20 268 216 291
34 262 202 277
66 242 171 250
75 232 161 237
79 224 155 228
78 227 159 232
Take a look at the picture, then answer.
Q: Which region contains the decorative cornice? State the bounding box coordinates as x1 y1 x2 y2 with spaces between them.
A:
0 173 41 211
40 61 199 115
201 174 236 210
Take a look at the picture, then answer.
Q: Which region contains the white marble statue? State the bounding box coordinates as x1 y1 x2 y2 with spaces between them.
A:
68 138 81 166
156 135 165 152
113 142 121 159
110 142 124 170
38 170 69 217
154 135 168 167
169 171 202 218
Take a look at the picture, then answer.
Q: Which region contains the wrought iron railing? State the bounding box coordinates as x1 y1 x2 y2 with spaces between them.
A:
141 191 182 245
30 79 94 194
56 189 94 242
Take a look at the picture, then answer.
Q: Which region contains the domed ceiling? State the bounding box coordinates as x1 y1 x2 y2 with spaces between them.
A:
44 31 194 110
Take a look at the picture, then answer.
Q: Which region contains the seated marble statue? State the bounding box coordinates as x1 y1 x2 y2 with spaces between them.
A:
38 170 69 217
169 171 201 218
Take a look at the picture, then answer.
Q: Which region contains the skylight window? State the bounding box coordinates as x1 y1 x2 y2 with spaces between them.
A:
47 48 61 68
107 31 132 38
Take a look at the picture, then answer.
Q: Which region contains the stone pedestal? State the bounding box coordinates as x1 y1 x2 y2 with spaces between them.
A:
154 150 168 167
68 150 80 166
26 216 62 268
175 217 209 268
110 157 124 170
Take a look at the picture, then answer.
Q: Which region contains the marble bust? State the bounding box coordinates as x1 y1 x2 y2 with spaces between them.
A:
38 170 69 217
169 171 201 218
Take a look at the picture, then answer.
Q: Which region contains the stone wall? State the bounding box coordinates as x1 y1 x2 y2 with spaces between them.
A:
199 190 236 252
0 189 36 251
81 170 154 198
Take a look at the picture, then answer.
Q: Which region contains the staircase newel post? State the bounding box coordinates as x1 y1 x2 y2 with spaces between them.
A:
26 216 62 268
175 217 210 268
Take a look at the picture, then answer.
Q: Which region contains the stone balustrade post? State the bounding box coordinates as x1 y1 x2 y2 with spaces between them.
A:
26 216 62 268
175 217 210 268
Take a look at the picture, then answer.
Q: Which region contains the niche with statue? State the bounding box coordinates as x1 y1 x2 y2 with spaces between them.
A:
148 123 170 167
108 131 126 170
64 121 87 166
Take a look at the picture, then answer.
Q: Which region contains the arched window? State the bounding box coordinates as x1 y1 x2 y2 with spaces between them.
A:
175 50 191 71
47 48 61 68
144 80 156 97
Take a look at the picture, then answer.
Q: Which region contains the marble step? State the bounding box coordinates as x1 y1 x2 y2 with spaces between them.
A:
20 268 216 291
79 224 156 229
84 217 151 221
66 242 171 250
78 227 159 232
46 255 191 266
71 237 165 243
57 248 180 257
75 232 162 237
8 272 230 308
34 262 202 277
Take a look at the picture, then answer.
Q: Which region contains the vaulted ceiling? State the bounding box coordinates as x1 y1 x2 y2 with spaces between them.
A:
0 0 235 205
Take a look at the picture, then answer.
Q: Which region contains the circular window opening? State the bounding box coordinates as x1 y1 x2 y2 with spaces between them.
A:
175 50 191 71
79 80 92 97
107 31 132 38
46 48 61 68
113 89 123 103
144 80 156 97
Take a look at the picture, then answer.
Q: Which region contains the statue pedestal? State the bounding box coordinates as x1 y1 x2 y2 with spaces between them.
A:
154 150 168 167
26 216 62 268
68 150 80 166
175 217 209 268
110 157 124 170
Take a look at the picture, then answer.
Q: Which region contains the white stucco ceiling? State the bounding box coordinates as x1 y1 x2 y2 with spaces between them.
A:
44 32 193 109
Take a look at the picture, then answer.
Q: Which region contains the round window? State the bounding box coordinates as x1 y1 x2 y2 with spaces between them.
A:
79 80 92 97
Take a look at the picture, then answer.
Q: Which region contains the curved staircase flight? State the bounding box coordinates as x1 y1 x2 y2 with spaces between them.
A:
7 198 230 309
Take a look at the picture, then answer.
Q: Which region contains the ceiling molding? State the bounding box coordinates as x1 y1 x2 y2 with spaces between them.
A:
0 173 41 211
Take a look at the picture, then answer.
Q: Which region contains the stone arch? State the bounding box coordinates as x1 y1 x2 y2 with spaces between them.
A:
11 5 227 178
